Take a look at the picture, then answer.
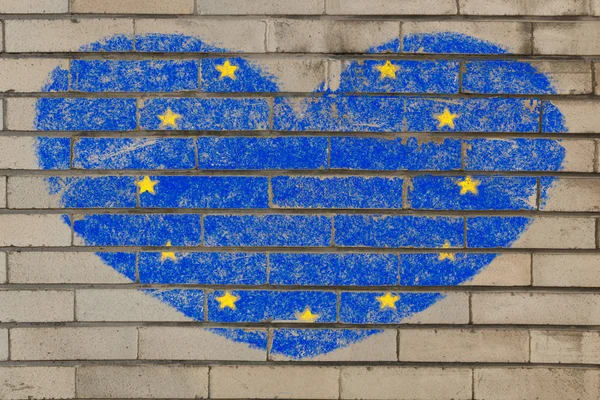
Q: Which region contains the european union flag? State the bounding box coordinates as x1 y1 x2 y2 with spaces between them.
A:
33 32 567 359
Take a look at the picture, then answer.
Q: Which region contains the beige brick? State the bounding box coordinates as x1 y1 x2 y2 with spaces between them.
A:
5 19 134 53
460 0 588 15
0 59 69 93
8 252 131 284
77 365 208 399
546 100 600 133
562 139 596 172
11 327 137 360
531 61 592 94
136 18 266 53
472 292 600 324
271 329 397 361
0 137 43 169
0 367 75 400
199 0 324 15
327 0 456 15
73 0 194 14
341 367 472 400
211 366 339 399
0 0 68 13
0 329 7 361
534 22 600 55
234 58 327 92
0 290 73 322
399 329 529 363
0 253 6 284
488 217 596 249
541 178 600 211
8 176 58 208
402 292 469 324
592 0 600 16
533 254 600 287
466 253 531 286
139 327 266 361
403 21 531 54
0 214 71 246
0 177 5 208
76 289 193 321
531 330 600 364
475 368 600 400
267 20 399 53
6 98 37 130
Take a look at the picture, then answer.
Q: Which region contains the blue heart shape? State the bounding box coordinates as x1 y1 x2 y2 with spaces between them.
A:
33 32 566 359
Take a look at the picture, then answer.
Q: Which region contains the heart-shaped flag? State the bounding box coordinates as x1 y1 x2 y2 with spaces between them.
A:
33 32 566 359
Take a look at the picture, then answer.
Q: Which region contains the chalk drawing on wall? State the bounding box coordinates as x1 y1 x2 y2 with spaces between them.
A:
33 33 567 359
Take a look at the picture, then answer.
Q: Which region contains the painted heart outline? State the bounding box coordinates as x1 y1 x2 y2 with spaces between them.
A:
33 32 567 359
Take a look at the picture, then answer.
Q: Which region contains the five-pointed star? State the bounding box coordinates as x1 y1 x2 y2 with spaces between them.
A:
377 60 398 79
457 176 481 195
216 60 238 79
137 176 158 195
435 108 459 129
158 107 182 129
438 240 456 262
216 291 239 310
376 292 400 310
296 307 320 322
160 240 177 262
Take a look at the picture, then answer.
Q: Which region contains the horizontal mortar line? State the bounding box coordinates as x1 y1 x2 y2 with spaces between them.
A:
3 284 600 293
1 208 599 216
2 247 600 253
2 52 600 62
2 170 600 177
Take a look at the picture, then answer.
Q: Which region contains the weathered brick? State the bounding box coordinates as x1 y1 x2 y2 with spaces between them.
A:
544 100 600 133
534 61 593 94
135 18 266 52
327 0 456 15
6 98 38 130
472 293 600 324
0 177 5 208
533 254 600 287
474 368 600 400
0 253 6 284
0 59 69 93
8 252 133 284
76 289 195 321
341 367 472 400
5 19 134 53
403 292 469 324
0 137 69 169
199 0 324 15
0 290 74 322
73 0 194 14
0 214 71 246
0 367 75 400
460 0 588 15
77 365 208 399
399 329 529 362
468 217 596 249
403 21 531 54
11 327 137 360
562 140 597 172
541 178 600 211
211 366 339 399
531 330 600 364
267 20 400 53
0 0 68 13
534 22 600 55
466 253 531 286
271 329 397 361
139 327 267 360
0 329 7 361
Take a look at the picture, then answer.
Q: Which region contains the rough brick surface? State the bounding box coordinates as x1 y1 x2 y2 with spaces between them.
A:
0 0 68 13
327 0 456 15
531 330 600 364
199 0 324 15
460 0 589 16
0 59 69 92
534 23 600 55
541 179 600 211
533 254 600 287
0 214 72 246
0 290 74 322
0 329 8 361
0 253 6 284
0 367 75 399
72 0 195 14
0 177 5 208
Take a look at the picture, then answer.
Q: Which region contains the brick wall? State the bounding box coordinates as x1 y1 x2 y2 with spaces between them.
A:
1 1 600 399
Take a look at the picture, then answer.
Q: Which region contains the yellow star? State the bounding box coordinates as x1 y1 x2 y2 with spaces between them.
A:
160 240 177 262
296 307 320 322
376 292 400 310
158 107 182 129
216 291 239 310
457 176 481 195
376 60 398 79
438 240 456 262
216 60 238 80
136 176 158 195
434 108 459 129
